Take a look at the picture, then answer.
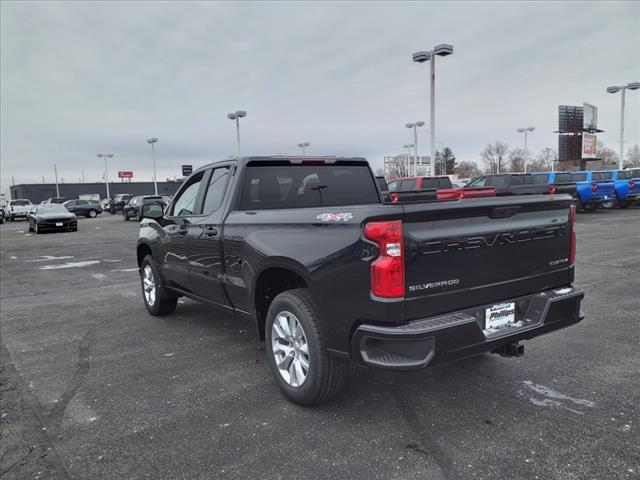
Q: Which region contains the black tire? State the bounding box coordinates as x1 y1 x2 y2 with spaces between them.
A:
618 200 629 209
265 288 348 406
88 209 97 218
140 255 177 316
124 211 130 221
583 203 598 212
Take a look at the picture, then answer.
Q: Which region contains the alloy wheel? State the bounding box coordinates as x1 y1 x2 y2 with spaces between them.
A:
142 264 156 306
271 311 310 387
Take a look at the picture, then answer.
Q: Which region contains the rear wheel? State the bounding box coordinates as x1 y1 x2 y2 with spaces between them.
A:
265 288 348 405
88 209 97 218
583 203 598 212
140 255 177 316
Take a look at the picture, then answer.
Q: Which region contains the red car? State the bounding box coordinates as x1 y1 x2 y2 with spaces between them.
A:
387 176 495 202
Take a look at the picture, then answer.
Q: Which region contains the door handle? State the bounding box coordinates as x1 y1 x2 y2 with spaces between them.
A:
204 227 218 238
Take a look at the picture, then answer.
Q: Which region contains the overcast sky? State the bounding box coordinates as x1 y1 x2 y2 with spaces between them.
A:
1 1 639 189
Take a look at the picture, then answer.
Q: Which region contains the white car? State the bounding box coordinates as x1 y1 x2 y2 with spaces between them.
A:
7 199 33 221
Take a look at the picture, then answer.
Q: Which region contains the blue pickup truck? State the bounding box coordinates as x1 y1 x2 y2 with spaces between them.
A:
609 169 639 208
533 171 614 212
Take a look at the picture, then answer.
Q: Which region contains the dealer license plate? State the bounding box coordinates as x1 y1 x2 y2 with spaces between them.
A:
56 222 63 227
485 302 516 330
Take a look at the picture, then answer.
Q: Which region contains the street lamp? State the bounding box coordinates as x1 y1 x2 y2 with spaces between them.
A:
227 110 247 157
517 127 535 173
607 82 640 169
146 137 158 195
405 121 425 176
97 153 114 199
297 142 311 155
413 44 454 177
403 144 414 177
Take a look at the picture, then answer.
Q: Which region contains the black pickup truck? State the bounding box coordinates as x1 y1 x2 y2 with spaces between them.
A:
137 156 584 405
466 173 551 196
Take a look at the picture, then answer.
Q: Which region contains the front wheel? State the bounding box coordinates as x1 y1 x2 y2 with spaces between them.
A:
140 256 177 316
88 209 97 218
265 289 348 406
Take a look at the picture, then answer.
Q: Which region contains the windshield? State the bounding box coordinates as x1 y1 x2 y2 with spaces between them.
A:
37 204 69 214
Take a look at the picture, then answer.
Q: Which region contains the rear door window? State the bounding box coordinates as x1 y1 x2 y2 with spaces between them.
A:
238 164 379 210
533 174 550 184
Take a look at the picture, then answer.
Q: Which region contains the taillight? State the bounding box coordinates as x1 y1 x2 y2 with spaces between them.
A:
364 220 404 298
389 192 399 203
630 180 635 191
549 185 557 195
591 182 597 192
568 204 576 266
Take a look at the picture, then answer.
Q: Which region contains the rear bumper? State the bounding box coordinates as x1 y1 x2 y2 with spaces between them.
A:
351 286 584 370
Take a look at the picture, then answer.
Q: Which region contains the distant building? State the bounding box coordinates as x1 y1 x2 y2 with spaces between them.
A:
9 181 183 203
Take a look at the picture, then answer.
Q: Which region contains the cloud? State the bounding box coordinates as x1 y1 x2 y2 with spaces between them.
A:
1 1 638 188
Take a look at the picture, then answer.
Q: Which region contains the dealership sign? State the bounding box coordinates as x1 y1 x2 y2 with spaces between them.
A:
581 133 597 159
118 171 134 178
182 165 193 176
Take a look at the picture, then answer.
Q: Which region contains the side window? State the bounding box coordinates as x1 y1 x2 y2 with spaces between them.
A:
387 181 398 192
467 176 486 187
171 173 204 216
202 167 230 214
399 179 417 191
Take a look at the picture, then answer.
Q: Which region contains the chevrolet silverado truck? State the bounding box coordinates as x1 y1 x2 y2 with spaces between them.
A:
609 170 639 208
136 156 584 405
387 175 495 201
466 173 551 196
533 171 614 212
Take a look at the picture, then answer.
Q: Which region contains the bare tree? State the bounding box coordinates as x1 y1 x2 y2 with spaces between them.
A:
508 148 526 173
480 141 509 173
528 147 557 172
593 141 618 168
626 145 640 167
454 161 482 179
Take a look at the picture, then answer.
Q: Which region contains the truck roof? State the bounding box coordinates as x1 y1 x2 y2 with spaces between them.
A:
195 156 369 174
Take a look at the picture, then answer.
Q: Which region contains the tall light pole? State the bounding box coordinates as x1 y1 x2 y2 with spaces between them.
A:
146 137 159 195
517 127 535 173
405 121 425 176
297 142 310 155
97 153 113 199
227 110 247 157
413 44 454 177
403 144 414 177
54 164 60 197
607 82 640 169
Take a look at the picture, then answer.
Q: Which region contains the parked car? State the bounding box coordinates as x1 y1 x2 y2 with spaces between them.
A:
608 170 639 208
136 156 584 405
123 195 168 221
45 197 70 204
108 194 134 214
6 199 33 221
63 199 103 218
388 175 494 202
27 204 77 233
533 171 615 212
465 173 550 196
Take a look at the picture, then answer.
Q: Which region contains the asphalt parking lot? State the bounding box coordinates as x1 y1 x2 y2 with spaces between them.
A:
1 208 639 480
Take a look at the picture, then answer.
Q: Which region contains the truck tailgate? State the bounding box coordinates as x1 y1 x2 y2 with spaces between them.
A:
401 195 573 321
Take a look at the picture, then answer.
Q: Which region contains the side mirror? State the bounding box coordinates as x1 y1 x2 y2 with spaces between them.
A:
141 204 164 220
